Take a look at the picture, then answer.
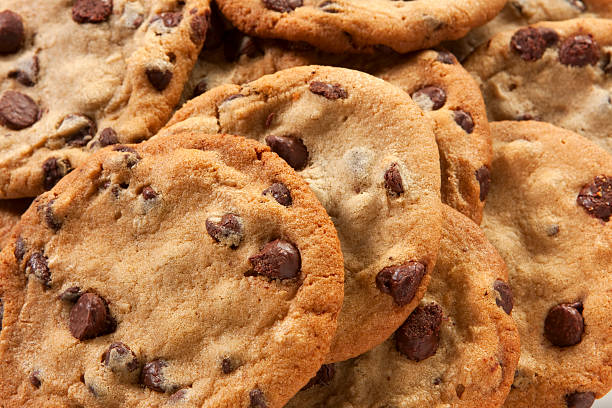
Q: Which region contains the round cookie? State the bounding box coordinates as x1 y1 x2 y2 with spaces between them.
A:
168 65 443 362
186 33 491 223
286 205 520 408
482 121 612 408
214 0 507 54
0 132 345 407
0 199 30 249
466 18 612 154
0 0 211 199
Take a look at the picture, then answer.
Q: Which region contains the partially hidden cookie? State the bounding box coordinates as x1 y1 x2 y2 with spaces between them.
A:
482 121 612 408
214 0 507 54
187 32 491 223
446 0 612 60
0 132 345 407
286 205 520 408
0 0 211 198
0 199 30 249
167 65 443 362
466 18 612 154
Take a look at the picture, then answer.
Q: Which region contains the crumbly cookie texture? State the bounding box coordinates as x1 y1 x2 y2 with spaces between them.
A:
466 18 612 154
0 0 211 199
186 32 491 223
286 205 520 408
214 0 507 54
0 199 31 249
167 65 443 363
0 132 345 408
482 121 612 408
446 0 612 60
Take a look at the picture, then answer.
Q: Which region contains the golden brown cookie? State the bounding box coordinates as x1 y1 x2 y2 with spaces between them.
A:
0 199 30 249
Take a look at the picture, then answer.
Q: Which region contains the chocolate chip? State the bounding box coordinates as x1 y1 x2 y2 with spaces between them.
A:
69 293 116 340
221 94 244 105
42 200 61 231
59 286 82 302
304 364 335 389
453 110 474 134
14 236 26 262
57 114 97 147
249 388 267 408
141 359 174 393
376 262 427 306
221 356 235 374
224 30 262 61
0 10 25 54
190 13 208 44
160 11 182 27
0 299 3 332
384 163 404 196
192 80 207 98
112 145 141 168
26 252 51 287
475 166 491 202
411 86 446 111
169 388 189 403
206 214 243 248
72 0 113 24
567 0 587 11
262 0 302 12
265 113 275 128
511 27 559 61
249 240 301 280
493 279 513 314
566 391 595 408
146 67 173 91
102 342 139 374
142 186 158 200
42 157 72 190
559 35 601 67
0 91 40 130
8 55 39 86
436 50 456 64
319 1 341 13
263 183 292 206
265 135 309 170
309 81 348 100
577 175 612 221
99 128 118 146
545 302 584 347
29 371 41 388
456 384 466 398
395 304 443 361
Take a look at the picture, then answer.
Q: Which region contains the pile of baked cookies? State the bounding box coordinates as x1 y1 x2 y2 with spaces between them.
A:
0 0 611 407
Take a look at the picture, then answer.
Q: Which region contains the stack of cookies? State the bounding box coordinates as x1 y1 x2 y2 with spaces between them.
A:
0 1 610 407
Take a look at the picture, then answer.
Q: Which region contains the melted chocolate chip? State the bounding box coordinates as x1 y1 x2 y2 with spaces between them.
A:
265 135 309 170
42 157 72 190
396 304 443 361
72 0 113 24
29 371 41 388
0 10 25 54
566 391 595 408
411 86 446 111
262 0 302 13
453 110 474 134
475 166 491 202
103 342 139 374
192 80 208 98
249 388 267 408
206 214 243 248
142 186 158 200
99 128 119 146
309 81 348 100
493 279 513 314
59 286 82 302
376 262 427 306
436 50 456 64
190 13 208 44
0 91 40 130
69 293 116 340
26 252 51 287
263 183 292 206
58 114 96 147
14 236 26 262
384 163 404 196
142 359 174 393
304 364 335 389
545 302 584 347
577 175 612 221
511 27 559 61
8 55 39 86
146 67 173 91
249 240 301 280
559 35 601 67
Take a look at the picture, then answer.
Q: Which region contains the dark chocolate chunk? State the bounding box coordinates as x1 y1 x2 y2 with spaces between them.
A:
26 252 51 287
475 166 491 202
411 86 446 111
0 91 40 130
249 388 267 408
146 67 173 91
263 183 292 206
510 27 559 61
376 262 427 306
453 110 474 134
396 304 443 361
493 279 513 314
559 34 601 67
249 240 301 280
69 293 116 340
384 163 404 196
42 157 72 190
265 135 309 170
262 0 302 13
206 213 243 248
72 0 113 24
0 10 25 54
577 175 612 221
309 81 348 100
544 302 584 347
99 128 119 146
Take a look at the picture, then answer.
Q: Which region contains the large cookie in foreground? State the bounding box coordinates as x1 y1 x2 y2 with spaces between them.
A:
466 18 612 153
0 133 345 407
0 0 211 198
214 0 506 54
167 65 443 363
286 205 520 408
482 121 612 408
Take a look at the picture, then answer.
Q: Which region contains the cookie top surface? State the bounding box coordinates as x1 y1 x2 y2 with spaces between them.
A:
188 34 491 223
465 18 612 154
214 0 507 54
482 121 612 408
168 65 443 362
286 205 520 408
0 0 211 199
0 199 30 249
0 132 345 408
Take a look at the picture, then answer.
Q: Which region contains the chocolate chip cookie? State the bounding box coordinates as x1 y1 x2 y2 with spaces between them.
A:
0 0 211 198
466 18 612 154
0 132 345 407
0 198 30 249
482 121 612 408
214 0 507 54
286 205 520 408
168 65 443 362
